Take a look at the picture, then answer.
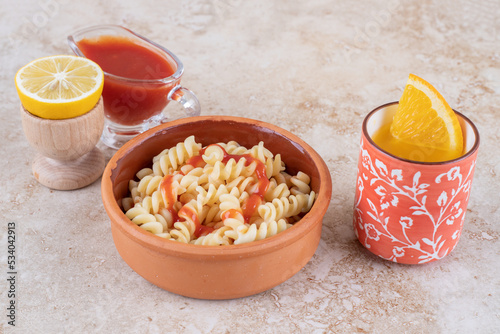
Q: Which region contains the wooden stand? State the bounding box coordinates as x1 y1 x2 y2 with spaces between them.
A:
20 99 105 190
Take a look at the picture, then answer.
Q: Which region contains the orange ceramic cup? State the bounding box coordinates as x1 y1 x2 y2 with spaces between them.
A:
353 102 480 264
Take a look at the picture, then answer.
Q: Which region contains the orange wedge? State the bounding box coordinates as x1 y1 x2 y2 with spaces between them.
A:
390 74 463 160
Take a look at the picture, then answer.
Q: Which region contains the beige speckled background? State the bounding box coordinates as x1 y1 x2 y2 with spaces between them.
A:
1 0 499 333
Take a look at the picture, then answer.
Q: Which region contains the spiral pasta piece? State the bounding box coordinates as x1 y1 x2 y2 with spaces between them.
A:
228 186 250 205
219 193 242 215
126 204 157 226
137 175 163 197
290 171 311 195
128 180 141 202
158 207 175 229
264 178 291 202
204 204 223 225
197 184 228 206
230 224 257 245
139 196 153 214
254 219 291 241
257 194 312 222
191 226 232 246
265 154 285 178
169 199 203 243
179 173 201 194
170 220 192 243
202 145 225 165
227 219 292 245
204 157 254 184
140 221 164 234
246 141 273 163
225 175 255 194
219 141 247 155
222 211 246 241
152 135 202 176
122 197 134 212
136 168 153 180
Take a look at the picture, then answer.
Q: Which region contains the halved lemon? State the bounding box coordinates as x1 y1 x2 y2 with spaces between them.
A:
390 74 464 159
15 55 104 119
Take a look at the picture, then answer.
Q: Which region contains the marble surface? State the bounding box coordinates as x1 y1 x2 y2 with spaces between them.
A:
1 0 500 333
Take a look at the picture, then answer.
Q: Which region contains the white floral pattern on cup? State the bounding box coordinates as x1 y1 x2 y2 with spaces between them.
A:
354 137 477 264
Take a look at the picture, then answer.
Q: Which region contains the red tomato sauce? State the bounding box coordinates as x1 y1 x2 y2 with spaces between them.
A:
77 36 177 126
179 206 214 238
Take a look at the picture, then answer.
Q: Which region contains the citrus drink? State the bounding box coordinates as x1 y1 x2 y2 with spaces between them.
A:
372 122 464 162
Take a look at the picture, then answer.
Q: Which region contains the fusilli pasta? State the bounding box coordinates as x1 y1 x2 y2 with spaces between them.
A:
121 135 316 245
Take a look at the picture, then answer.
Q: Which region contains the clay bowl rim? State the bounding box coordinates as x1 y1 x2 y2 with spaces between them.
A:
101 115 332 259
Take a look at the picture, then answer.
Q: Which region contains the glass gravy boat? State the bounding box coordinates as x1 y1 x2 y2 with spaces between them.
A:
68 25 201 149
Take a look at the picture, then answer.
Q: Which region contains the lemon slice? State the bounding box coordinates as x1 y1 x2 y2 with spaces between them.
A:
15 55 104 119
390 74 463 159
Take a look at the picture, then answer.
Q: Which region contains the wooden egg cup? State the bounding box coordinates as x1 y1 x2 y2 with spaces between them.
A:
20 98 105 190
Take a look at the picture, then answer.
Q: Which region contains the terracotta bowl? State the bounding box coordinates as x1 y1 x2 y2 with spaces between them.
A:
101 116 332 299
